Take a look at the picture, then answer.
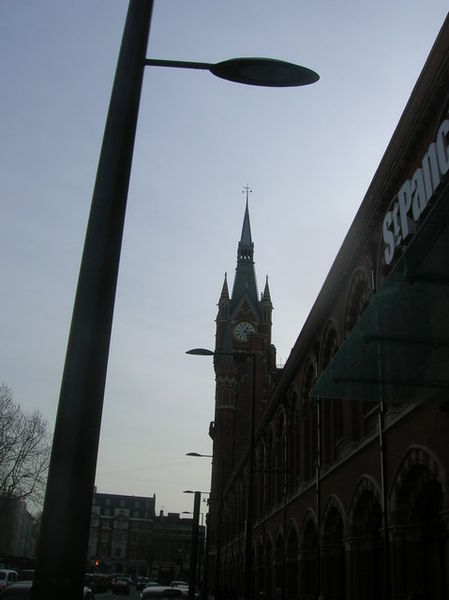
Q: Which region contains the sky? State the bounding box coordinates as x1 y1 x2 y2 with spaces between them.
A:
1 1 448 516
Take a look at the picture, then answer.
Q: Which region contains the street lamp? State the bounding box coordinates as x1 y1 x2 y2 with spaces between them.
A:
186 348 257 600
186 452 213 458
183 510 206 595
186 453 213 600
32 1 318 598
183 490 210 600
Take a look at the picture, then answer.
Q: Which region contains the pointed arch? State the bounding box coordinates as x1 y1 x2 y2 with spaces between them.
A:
321 495 346 600
264 534 274 600
348 476 384 599
348 475 381 532
285 521 299 599
344 267 372 335
255 537 265 600
255 439 265 519
319 321 342 465
390 445 445 516
286 384 297 496
298 355 318 483
264 425 274 511
321 494 346 540
274 406 287 505
389 446 447 599
299 510 318 598
274 528 285 595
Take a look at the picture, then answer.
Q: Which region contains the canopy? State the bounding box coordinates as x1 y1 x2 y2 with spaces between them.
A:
311 185 449 406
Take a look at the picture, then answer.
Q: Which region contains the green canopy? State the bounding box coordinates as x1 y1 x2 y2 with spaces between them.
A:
311 186 449 405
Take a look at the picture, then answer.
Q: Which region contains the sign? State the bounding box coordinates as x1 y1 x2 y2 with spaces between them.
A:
383 116 449 265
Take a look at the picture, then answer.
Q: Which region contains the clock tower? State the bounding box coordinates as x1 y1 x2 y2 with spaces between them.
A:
209 191 278 527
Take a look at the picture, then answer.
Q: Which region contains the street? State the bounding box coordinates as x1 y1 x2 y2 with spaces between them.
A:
96 590 140 600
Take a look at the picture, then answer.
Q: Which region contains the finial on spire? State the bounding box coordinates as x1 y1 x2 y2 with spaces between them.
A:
242 185 252 207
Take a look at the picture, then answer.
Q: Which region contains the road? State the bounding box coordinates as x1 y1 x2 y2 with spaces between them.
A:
96 589 140 600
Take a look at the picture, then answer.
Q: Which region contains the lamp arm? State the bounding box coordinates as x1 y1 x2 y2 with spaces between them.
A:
145 58 212 70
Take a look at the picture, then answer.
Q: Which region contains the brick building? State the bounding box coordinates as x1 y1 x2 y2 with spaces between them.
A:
0 498 36 569
88 492 205 584
206 14 449 600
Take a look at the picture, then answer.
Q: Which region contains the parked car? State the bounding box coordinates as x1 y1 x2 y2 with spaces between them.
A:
85 573 109 593
17 571 34 582
0 571 18 594
137 578 159 592
140 586 183 600
0 581 94 599
112 576 130 595
168 582 189 597
169 581 188 589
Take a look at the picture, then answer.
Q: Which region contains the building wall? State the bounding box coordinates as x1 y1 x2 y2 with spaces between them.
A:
0 498 36 566
88 493 205 584
211 14 449 600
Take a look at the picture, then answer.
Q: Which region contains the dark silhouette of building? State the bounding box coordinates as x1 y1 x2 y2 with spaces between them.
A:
207 14 449 600
88 492 204 584
88 492 156 577
0 498 36 570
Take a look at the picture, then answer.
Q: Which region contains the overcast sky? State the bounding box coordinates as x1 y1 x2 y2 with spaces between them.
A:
1 1 448 516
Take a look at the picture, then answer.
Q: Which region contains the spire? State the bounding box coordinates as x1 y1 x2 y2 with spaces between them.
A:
217 272 230 321
219 272 230 303
230 188 259 317
262 275 271 302
240 186 252 245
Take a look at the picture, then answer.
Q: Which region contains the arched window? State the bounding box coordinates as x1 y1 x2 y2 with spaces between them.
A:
349 477 383 599
274 531 284 596
320 323 342 464
321 497 345 600
286 524 299 599
301 513 318 597
345 269 376 429
274 408 287 505
345 269 371 335
391 448 445 599
300 359 317 482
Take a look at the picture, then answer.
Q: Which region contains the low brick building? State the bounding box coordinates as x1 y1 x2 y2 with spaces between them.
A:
88 492 205 584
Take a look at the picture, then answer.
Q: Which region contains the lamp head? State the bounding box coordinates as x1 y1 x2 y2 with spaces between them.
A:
210 57 319 87
186 348 214 356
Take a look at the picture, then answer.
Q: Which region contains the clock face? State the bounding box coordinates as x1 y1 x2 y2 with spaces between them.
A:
233 321 256 342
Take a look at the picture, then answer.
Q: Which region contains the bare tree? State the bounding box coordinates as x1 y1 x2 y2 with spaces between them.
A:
0 383 51 514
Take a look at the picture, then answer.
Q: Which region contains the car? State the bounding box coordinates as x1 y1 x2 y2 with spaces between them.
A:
0 571 18 594
17 571 34 582
140 586 184 600
137 578 159 592
112 576 130 595
85 573 109 593
0 580 94 599
168 582 189 597
169 581 188 589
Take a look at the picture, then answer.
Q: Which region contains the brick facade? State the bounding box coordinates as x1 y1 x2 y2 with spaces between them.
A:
207 14 449 600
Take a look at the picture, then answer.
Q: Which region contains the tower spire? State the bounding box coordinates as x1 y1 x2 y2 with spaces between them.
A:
231 188 259 316
240 186 253 245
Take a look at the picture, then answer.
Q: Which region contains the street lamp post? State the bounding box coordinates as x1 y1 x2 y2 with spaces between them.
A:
186 348 257 600
184 490 209 600
32 3 154 599
31 1 318 597
186 453 213 600
183 510 205 590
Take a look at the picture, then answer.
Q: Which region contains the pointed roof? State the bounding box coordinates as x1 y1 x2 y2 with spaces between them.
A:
230 193 259 318
262 275 271 302
219 272 230 303
240 197 252 245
